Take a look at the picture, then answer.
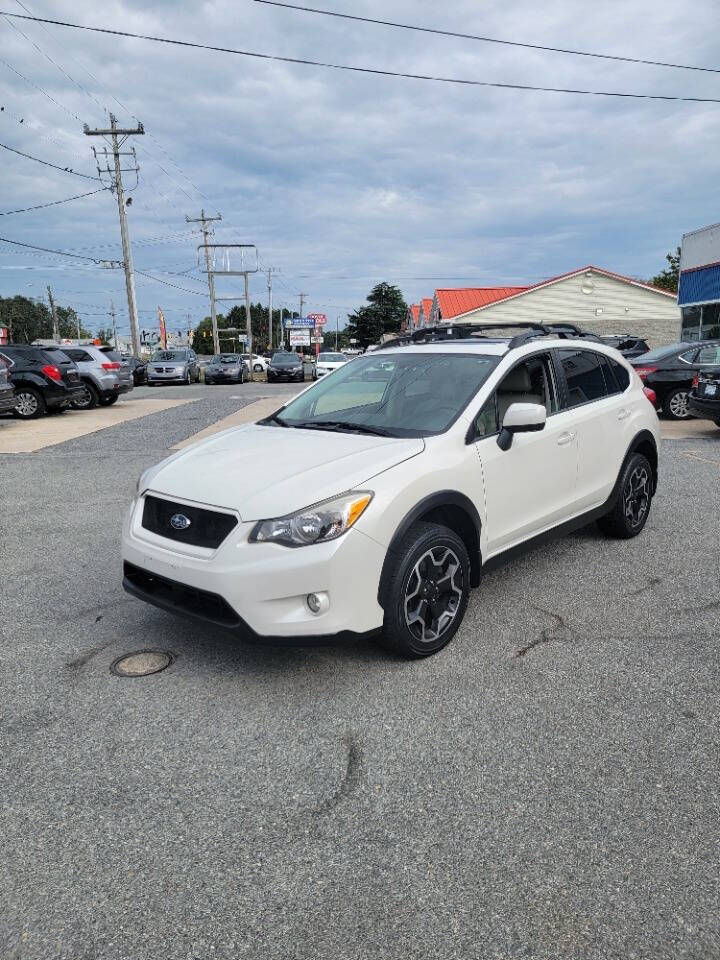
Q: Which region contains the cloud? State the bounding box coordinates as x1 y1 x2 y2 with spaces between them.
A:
1 0 716 333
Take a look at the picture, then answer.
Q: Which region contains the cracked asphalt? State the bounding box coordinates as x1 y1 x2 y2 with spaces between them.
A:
1 385 719 960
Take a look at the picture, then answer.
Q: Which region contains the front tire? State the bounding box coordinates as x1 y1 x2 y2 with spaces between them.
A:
597 452 653 539
98 394 119 407
378 521 470 658
13 387 46 419
254 363 263 372
70 382 99 410
184 371 191 386
662 387 690 420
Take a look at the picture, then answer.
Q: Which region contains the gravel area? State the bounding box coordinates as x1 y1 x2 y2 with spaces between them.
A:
1 391 719 960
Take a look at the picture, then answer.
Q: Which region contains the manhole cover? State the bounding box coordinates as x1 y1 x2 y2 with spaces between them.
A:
110 650 175 677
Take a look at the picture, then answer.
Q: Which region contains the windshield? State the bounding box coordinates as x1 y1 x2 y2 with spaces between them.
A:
272 351 499 437
272 353 302 365
318 353 346 363
634 343 689 362
214 354 240 364
152 350 187 361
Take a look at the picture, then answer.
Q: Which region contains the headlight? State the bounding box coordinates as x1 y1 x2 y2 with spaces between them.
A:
250 491 373 548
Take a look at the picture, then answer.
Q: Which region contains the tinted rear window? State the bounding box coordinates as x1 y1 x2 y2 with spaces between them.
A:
558 349 608 407
99 348 122 361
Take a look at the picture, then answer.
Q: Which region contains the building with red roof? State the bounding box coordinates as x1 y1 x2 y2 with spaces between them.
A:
417 266 679 347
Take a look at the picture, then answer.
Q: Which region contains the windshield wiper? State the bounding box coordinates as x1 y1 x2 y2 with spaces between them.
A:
259 412 290 427
293 420 393 437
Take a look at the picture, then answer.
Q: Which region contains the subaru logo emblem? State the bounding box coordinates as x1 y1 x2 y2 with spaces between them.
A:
170 513 192 531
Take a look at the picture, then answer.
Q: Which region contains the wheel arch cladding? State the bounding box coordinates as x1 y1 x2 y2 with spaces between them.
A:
627 429 658 494
378 491 483 607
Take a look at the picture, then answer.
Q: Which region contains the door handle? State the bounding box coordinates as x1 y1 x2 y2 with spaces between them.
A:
617 408 631 421
557 432 575 446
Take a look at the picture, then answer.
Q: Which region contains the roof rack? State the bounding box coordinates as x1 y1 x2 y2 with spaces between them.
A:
383 321 601 351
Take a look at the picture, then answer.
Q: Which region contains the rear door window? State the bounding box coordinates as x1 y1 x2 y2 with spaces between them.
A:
63 349 92 362
557 349 609 408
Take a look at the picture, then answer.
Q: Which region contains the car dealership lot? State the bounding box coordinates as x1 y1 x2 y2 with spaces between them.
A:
2 384 719 960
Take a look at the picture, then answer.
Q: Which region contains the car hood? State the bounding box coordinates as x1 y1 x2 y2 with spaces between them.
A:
145 423 424 520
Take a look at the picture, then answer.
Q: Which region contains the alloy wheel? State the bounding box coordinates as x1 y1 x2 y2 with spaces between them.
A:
404 546 464 644
16 391 38 416
73 387 92 409
624 465 650 529
669 390 689 418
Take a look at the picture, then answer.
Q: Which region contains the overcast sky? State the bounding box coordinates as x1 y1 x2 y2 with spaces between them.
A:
1 0 718 337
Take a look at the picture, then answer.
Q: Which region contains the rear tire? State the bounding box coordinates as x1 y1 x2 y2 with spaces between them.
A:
378 521 470 658
71 382 99 410
184 371 191 386
662 388 690 420
597 452 653 539
13 387 46 419
98 394 119 407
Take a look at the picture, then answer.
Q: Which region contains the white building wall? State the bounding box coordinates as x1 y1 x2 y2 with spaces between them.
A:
453 270 680 347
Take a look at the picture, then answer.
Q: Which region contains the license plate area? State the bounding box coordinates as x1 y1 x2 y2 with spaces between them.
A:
704 383 717 396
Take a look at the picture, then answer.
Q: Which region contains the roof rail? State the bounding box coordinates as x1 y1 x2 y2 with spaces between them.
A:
382 321 602 351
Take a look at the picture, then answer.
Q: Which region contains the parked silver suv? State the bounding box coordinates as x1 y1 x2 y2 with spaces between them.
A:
147 349 200 385
43 345 133 409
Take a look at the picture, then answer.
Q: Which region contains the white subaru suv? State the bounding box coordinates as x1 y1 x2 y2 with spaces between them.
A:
122 324 660 658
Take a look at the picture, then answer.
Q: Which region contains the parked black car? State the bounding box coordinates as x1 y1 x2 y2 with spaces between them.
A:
267 351 305 383
0 354 16 414
124 356 147 385
631 340 720 419
599 335 651 359
204 354 248 384
688 345 720 427
0 344 85 419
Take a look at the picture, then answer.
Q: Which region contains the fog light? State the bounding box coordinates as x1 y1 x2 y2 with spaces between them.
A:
306 592 329 614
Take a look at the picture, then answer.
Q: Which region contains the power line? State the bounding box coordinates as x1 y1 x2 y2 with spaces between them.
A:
0 140 101 180
254 0 720 76
0 235 120 264
134 269 208 296
2 11 719 103
0 186 107 215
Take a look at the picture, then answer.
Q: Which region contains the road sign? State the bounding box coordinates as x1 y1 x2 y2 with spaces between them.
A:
287 317 316 327
307 313 327 326
310 335 324 344
289 330 311 346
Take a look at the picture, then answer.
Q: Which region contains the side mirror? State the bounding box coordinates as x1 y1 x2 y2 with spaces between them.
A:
497 402 546 451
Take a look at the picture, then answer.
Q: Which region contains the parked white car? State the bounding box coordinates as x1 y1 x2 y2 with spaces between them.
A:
241 353 268 373
312 351 349 379
122 325 660 658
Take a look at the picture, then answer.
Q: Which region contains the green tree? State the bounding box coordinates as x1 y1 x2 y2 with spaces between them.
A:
0 295 91 342
192 304 298 354
95 326 115 345
649 247 681 293
347 282 407 349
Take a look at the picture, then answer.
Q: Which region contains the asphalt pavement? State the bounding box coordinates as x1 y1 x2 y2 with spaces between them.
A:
1 385 719 960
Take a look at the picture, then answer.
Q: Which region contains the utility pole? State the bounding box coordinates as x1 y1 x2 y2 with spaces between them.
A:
84 114 144 358
186 210 222 355
110 300 118 350
298 292 307 320
266 267 276 349
47 285 59 341
244 272 253 368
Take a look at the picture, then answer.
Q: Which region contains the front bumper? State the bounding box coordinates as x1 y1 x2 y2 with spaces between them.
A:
688 393 720 421
121 493 386 641
268 370 304 381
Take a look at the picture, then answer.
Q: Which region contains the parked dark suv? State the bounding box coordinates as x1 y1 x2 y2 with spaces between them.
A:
0 345 85 419
0 354 16 414
599 335 651 359
631 340 720 419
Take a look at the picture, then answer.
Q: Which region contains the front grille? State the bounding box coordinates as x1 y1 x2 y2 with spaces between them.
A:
123 562 240 627
142 494 238 549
